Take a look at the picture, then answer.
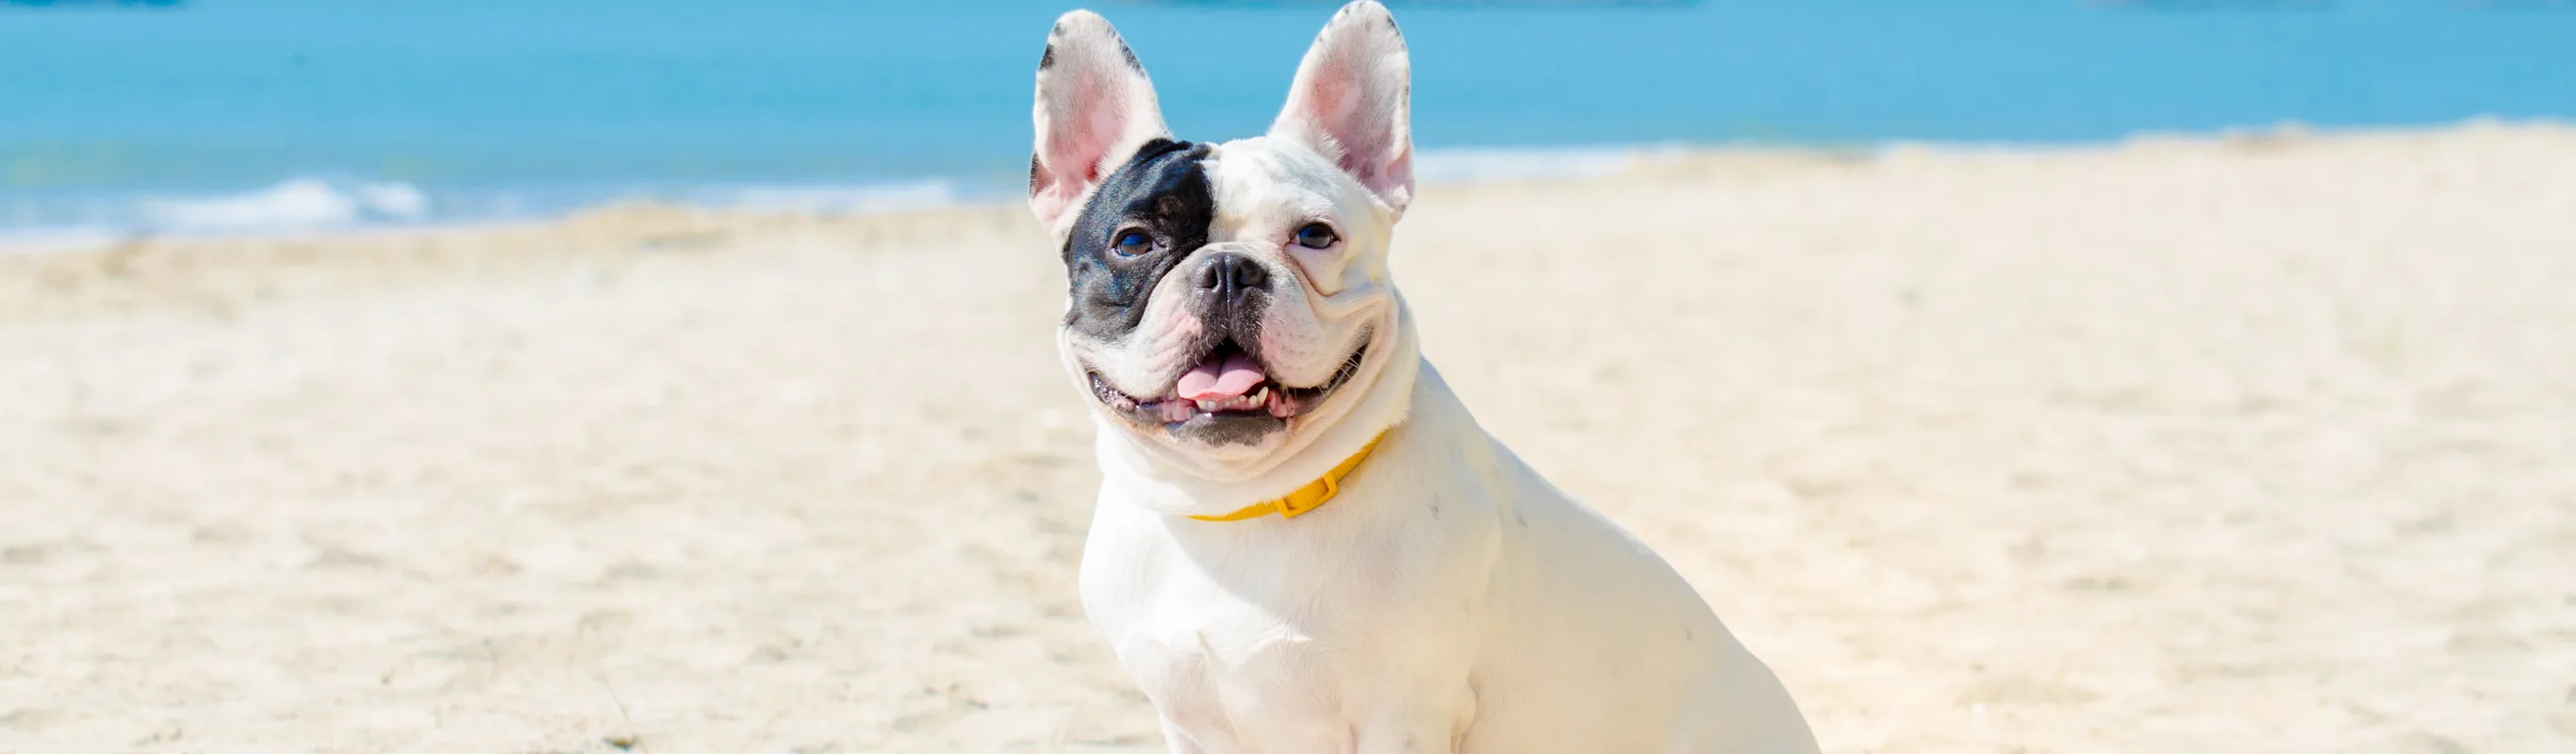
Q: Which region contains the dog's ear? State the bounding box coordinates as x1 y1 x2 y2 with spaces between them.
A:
1030 10 1171 229
1270 1 1413 215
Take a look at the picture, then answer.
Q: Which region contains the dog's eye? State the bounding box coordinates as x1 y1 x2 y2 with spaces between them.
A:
1112 229 1152 255
1293 222 1339 250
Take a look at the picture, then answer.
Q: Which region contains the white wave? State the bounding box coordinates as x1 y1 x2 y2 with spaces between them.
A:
137 178 432 233
352 182 431 219
0 176 988 244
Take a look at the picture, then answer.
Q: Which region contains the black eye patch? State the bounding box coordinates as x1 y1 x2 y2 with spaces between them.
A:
1060 139 1215 341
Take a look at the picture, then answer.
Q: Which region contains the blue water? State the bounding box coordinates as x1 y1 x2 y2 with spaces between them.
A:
3 0 2571 234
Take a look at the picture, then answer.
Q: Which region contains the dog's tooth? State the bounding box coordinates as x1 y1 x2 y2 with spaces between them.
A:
1196 400 1220 412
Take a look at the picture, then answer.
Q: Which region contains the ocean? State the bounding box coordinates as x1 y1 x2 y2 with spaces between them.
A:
3 0 2571 237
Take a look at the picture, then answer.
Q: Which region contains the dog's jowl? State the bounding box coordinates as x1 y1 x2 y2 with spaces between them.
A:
1030 3 1821 751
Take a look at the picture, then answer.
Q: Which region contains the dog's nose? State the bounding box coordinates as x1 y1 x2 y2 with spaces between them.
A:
1193 252 1269 304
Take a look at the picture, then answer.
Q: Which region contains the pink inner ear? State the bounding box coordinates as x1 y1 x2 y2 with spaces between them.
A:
1033 78 1132 225
1032 34 1168 228
1275 27 1412 212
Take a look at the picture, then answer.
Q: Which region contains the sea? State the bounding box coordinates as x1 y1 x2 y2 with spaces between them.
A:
3 0 2571 238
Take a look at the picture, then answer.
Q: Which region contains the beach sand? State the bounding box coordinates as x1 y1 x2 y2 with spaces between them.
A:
3 123 2572 752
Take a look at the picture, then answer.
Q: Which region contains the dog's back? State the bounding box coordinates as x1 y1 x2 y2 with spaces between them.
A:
1393 369 1817 753
1461 431 1816 751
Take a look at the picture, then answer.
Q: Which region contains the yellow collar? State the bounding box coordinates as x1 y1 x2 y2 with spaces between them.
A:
1189 431 1390 522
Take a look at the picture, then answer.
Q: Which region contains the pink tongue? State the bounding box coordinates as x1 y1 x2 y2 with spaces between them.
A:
1176 353 1266 401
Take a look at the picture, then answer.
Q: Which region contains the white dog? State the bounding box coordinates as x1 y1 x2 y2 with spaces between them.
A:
1027 3 1819 751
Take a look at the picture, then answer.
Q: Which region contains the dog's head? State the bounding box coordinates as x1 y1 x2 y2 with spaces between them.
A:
1029 2 1415 479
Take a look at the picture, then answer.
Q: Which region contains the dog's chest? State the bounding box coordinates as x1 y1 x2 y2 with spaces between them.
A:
1113 602 1358 741
1081 501 1481 744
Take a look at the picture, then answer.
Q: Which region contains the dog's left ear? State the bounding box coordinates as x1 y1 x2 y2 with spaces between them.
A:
1270 1 1413 216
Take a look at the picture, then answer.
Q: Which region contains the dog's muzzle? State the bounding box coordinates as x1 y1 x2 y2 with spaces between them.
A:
1189 250 1270 349
1078 246 1372 446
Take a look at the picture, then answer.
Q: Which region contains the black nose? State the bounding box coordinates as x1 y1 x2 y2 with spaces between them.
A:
1193 252 1269 305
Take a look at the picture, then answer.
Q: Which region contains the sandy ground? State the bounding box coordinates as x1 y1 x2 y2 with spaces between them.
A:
3 123 2573 753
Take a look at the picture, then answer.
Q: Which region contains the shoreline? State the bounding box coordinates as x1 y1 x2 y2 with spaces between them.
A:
8 118 2551 255
10 120 2564 322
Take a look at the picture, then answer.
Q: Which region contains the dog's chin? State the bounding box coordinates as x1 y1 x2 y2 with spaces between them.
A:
1081 334 1372 453
1164 411 1292 451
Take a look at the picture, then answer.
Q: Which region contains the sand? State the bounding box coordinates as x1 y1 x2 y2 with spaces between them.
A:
3 123 2572 752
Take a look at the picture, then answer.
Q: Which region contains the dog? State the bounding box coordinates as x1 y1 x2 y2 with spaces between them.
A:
1027 3 1820 751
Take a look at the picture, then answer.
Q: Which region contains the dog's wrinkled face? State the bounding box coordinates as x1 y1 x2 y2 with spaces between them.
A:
1063 137 1390 453
1031 3 1413 472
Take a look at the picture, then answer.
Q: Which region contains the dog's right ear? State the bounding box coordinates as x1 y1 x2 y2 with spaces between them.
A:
1029 10 1170 231
1270 1 1412 216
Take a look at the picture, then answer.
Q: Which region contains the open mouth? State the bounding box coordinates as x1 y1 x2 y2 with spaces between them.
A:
1086 334 1370 431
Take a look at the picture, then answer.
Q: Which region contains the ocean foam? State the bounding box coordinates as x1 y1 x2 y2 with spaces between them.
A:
136 178 431 233
0 177 979 239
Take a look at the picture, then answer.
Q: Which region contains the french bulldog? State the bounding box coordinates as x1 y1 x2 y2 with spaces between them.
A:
1027 3 1820 751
